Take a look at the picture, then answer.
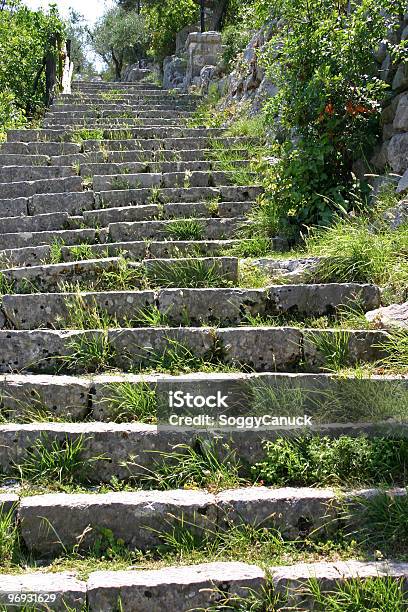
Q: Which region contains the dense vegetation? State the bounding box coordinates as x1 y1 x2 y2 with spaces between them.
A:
0 0 65 139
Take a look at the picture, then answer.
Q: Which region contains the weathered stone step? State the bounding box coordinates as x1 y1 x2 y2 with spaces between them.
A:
44 118 189 128
83 136 255 152
0 141 81 156
2 561 407 612
0 326 388 374
93 170 256 191
1 284 380 330
51 102 197 112
29 190 95 216
83 200 253 227
0 239 243 268
107 216 246 241
80 159 250 177
0 153 50 166
87 563 263 612
0 256 237 294
6 127 226 143
50 148 251 167
1 371 404 423
0 165 75 183
97 185 261 208
0 227 96 250
0 257 124 293
0 176 82 199
0 573 86 610
46 109 193 119
0 197 28 218
17 487 338 556
0 211 69 235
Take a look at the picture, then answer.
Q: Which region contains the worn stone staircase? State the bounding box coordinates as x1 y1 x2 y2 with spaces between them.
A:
0 81 406 610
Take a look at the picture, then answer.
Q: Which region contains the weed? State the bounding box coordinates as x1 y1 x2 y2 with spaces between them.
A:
110 176 131 190
49 239 64 264
127 441 245 492
224 237 274 257
163 219 204 241
253 436 408 488
0 506 21 567
306 330 351 371
132 305 169 327
307 576 408 611
146 259 231 288
104 381 157 423
238 262 270 288
148 185 163 204
0 272 15 295
61 294 119 330
62 331 116 373
376 328 408 374
72 129 104 143
14 435 99 486
69 244 109 261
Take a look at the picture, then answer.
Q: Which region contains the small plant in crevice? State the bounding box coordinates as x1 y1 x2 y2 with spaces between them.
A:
146 259 232 289
0 506 21 568
61 294 120 330
131 304 170 327
49 239 65 264
68 244 109 262
376 328 408 374
125 440 246 492
61 331 117 374
72 128 104 143
104 381 157 423
13 435 101 486
307 576 408 612
163 219 204 241
110 176 132 190
305 329 351 372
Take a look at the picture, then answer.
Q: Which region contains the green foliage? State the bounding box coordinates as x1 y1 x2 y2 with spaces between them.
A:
143 0 198 62
91 7 148 79
163 219 204 241
105 381 157 423
253 436 408 487
0 0 65 135
128 441 245 491
258 0 405 233
308 577 408 611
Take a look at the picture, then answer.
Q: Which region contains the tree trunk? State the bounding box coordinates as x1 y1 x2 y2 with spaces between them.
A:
111 48 122 80
210 0 229 31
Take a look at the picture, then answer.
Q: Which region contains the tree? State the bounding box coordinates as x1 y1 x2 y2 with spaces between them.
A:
65 9 96 78
90 7 148 79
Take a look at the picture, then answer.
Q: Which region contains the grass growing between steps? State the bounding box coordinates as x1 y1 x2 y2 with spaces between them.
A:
163 219 205 241
104 381 157 423
203 577 408 612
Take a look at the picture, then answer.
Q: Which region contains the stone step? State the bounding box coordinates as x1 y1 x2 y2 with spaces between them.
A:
0 176 83 199
0 239 243 268
51 102 197 112
0 227 96 250
50 148 251 167
0 154 50 166
46 109 193 119
16 487 338 556
0 256 238 294
1 284 380 330
0 573 86 610
0 211 69 235
0 257 125 293
83 200 253 226
80 159 250 177
97 185 262 208
87 563 263 612
1 371 404 423
1 560 407 612
0 165 75 183
29 190 95 216
15 486 394 558
82 136 255 152
6 127 226 143
107 216 246 242
0 197 28 218
44 118 189 128
0 141 81 156
93 171 255 191
0 326 388 374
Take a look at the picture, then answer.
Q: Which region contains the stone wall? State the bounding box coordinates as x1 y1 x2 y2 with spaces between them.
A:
371 15 408 194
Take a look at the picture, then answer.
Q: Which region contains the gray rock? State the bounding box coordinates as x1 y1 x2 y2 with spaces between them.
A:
0 573 86 610
392 61 408 92
19 490 216 555
393 92 408 131
383 198 408 228
87 562 265 612
365 302 408 329
388 133 408 173
397 169 408 194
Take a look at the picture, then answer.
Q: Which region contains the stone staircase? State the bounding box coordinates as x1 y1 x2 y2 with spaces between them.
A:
0 81 406 610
